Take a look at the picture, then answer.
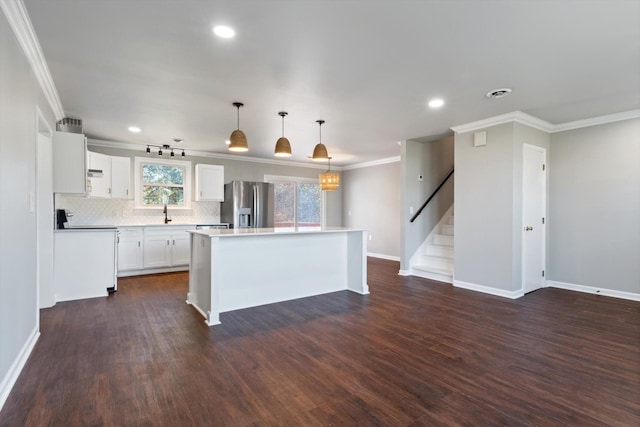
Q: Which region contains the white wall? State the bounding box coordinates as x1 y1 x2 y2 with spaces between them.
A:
548 118 640 294
342 161 400 259
454 123 549 293
0 10 55 408
400 136 454 270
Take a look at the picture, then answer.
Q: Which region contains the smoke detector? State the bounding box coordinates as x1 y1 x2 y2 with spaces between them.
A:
486 88 512 99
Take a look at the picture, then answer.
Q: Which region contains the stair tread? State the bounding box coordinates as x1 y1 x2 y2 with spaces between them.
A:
412 264 454 274
427 243 453 249
420 254 454 261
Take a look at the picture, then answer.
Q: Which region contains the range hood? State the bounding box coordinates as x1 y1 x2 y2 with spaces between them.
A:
87 169 103 178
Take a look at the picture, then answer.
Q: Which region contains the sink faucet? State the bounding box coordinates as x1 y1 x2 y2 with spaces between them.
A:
163 204 172 224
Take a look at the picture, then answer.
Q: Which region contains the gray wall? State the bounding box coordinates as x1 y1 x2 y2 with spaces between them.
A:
548 118 640 293
89 145 343 226
454 123 549 292
0 12 55 404
400 136 454 270
342 161 400 258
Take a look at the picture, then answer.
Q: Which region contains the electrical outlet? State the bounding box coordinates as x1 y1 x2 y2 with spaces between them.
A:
369 234 372 241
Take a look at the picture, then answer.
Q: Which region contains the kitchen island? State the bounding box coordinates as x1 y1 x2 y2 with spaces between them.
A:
186 227 369 325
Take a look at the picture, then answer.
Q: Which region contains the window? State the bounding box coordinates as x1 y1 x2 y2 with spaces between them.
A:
134 157 191 209
265 175 324 229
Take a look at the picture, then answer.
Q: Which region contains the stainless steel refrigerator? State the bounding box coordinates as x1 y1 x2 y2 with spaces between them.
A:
220 181 274 228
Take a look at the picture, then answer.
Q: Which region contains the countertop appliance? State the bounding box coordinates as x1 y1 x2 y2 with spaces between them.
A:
220 181 274 228
56 209 71 229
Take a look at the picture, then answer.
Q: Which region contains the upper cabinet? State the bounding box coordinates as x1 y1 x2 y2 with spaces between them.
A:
53 131 87 194
195 164 224 201
87 151 111 198
87 151 131 199
111 156 131 199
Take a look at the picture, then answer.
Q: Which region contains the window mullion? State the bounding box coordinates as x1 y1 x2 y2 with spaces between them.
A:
293 183 299 228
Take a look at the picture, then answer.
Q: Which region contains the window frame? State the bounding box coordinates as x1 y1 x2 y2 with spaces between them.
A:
264 174 326 227
134 156 192 210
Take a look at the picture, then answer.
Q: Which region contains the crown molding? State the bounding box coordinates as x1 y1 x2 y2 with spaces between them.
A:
1 0 64 120
450 111 554 134
87 139 340 171
342 156 400 171
551 109 640 133
451 109 640 135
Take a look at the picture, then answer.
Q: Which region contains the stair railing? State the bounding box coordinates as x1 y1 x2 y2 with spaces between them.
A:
409 168 454 223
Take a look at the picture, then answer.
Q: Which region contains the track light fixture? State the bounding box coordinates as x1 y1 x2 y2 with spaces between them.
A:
146 144 187 157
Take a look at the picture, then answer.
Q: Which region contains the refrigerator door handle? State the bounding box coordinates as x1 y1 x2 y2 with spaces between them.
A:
253 185 258 228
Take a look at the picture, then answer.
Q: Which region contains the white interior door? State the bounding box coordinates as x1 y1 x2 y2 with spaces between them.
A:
522 144 546 293
37 132 55 308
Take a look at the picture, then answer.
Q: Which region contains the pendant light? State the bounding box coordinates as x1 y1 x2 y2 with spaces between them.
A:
228 102 248 152
274 111 292 157
319 157 340 191
311 119 329 161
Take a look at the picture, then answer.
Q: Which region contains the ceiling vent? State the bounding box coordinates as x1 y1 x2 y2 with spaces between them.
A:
56 117 83 133
486 88 512 99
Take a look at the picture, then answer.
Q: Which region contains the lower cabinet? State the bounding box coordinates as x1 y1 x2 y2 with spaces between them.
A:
117 226 194 275
142 226 192 269
54 230 117 302
117 228 143 271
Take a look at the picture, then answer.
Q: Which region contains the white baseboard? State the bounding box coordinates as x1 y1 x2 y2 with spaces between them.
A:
0 326 40 411
546 280 640 301
397 269 411 276
367 252 400 262
118 265 189 277
453 280 524 299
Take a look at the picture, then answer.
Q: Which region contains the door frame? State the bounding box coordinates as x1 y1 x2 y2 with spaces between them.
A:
35 105 54 311
521 143 547 294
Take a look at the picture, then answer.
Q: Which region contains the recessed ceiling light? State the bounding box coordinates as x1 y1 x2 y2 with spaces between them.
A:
213 25 235 38
225 139 231 145
428 98 444 108
128 126 141 133
486 88 512 99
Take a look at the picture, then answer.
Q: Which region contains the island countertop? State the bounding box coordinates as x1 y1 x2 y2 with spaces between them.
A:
186 226 369 326
188 226 364 237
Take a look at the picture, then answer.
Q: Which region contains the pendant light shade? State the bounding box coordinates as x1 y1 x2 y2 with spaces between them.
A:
311 119 329 161
319 157 340 191
228 102 248 152
274 111 292 157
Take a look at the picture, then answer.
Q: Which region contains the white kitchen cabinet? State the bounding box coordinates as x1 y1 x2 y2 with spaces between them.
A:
117 228 143 271
143 226 192 268
87 151 112 198
54 229 117 301
171 230 191 265
195 164 224 201
53 131 87 194
87 153 131 199
111 156 131 199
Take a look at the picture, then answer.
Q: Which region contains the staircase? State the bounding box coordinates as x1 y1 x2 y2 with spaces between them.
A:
411 208 454 283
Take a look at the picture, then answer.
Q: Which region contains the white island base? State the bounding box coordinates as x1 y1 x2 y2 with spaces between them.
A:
186 227 369 326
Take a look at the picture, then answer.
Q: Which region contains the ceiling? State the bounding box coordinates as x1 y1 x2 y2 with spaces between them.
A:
22 0 640 166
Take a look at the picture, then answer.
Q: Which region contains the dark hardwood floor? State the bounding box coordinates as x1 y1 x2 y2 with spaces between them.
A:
1 258 639 426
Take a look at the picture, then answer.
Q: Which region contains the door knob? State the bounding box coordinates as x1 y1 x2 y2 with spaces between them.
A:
525 226 533 231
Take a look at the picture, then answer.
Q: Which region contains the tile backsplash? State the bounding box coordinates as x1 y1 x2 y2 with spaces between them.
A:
56 196 221 226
